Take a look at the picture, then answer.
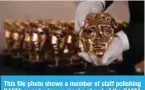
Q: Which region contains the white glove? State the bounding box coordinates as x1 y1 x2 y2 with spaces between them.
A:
101 31 130 65
75 1 105 32
78 52 99 65
78 31 130 65
78 36 124 65
101 36 124 65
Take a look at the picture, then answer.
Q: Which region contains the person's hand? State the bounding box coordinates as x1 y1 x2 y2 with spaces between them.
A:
101 36 124 65
78 31 130 65
75 1 105 32
75 1 130 65
78 36 124 65
78 52 99 65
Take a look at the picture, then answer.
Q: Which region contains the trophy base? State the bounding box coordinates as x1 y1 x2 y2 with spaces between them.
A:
0 51 118 75
0 53 12 67
45 60 85 75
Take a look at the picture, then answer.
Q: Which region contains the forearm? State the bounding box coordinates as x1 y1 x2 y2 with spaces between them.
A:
105 1 113 10
123 23 144 64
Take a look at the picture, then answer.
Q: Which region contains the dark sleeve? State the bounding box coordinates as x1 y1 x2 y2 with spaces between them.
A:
104 1 114 10
123 23 144 65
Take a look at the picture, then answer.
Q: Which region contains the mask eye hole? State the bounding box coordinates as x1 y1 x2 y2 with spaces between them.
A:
87 29 93 34
81 27 95 38
84 27 95 33
83 29 88 33
99 25 113 36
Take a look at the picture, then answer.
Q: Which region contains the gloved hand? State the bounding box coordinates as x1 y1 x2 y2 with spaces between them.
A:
75 1 105 32
78 36 124 65
78 52 99 65
78 31 130 65
75 1 130 65
101 36 124 65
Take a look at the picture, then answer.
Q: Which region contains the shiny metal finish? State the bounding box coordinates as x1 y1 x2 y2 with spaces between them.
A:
3 14 127 66
79 13 123 64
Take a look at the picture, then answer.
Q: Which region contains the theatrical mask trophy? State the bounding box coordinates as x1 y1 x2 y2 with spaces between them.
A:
23 20 37 62
49 20 67 66
32 20 52 62
4 20 15 54
26 20 46 62
79 13 122 65
12 20 26 58
22 20 32 60
57 20 80 65
38 20 55 61
49 20 79 66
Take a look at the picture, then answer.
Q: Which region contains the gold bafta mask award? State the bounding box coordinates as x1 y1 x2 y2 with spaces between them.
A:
79 13 122 65
49 20 79 66
4 20 15 54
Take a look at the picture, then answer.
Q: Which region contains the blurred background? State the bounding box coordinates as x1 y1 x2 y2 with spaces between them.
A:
0 1 144 73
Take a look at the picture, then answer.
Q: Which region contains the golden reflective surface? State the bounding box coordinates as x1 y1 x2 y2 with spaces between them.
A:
79 13 127 64
79 13 118 57
3 19 79 66
3 13 127 66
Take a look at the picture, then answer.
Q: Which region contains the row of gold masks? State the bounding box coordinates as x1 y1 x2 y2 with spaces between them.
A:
4 13 128 65
4 19 78 62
